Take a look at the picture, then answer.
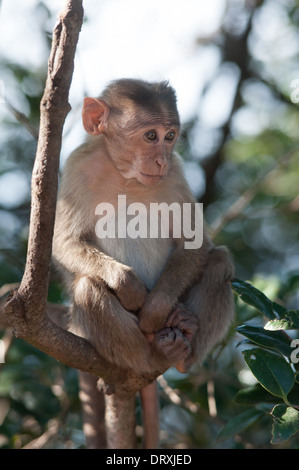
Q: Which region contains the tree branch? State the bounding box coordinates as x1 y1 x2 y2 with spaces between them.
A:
105 393 137 449
6 100 39 139
3 0 89 367
2 0 162 401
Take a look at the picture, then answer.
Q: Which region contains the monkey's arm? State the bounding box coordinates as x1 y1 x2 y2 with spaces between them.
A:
53 203 148 312
138 236 211 333
139 243 235 372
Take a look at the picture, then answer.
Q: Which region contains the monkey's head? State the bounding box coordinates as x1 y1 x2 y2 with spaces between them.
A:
82 79 181 187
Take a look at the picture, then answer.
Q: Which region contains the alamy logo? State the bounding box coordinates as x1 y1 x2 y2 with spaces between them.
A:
291 339 299 364
95 195 203 249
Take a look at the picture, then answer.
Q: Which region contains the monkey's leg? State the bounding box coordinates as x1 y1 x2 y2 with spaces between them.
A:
71 275 191 375
78 371 106 448
183 246 235 368
70 275 153 374
73 277 194 450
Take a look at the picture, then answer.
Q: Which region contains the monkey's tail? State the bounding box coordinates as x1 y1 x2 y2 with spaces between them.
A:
140 380 160 449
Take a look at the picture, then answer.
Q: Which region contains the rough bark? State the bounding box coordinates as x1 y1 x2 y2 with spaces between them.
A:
105 392 137 449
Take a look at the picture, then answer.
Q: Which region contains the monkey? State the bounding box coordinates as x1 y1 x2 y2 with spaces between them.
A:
52 78 234 447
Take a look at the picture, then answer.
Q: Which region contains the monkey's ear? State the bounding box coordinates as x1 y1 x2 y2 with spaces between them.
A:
82 97 110 135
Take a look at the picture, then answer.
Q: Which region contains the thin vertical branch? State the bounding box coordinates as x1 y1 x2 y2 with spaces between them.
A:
20 0 84 307
3 0 111 380
3 1 164 449
105 392 137 449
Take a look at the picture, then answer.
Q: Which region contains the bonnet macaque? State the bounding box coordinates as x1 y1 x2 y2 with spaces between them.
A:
53 78 234 447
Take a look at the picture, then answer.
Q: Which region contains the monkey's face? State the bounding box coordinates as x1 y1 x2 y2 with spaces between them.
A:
107 119 180 187
122 125 179 186
82 95 180 187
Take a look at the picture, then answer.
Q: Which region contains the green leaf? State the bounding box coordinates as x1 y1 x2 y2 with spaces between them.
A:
232 278 275 319
235 383 299 406
235 384 283 405
236 325 293 357
217 408 264 442
271 405 299 444
271 302 288 318
265 310 299 331
243 348 295 400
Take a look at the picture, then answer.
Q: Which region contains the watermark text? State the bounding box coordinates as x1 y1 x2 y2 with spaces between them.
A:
291 339 299 364
95 195 203 249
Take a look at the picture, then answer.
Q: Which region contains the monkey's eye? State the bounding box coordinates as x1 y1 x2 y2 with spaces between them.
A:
165 131 176 141
144 130 157 141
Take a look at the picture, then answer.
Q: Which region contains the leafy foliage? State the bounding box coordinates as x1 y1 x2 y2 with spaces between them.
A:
217 279 299 446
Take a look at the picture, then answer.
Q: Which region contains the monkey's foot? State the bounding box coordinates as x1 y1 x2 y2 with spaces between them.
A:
153 327 191 369
165 304 199 373
165 303 198 343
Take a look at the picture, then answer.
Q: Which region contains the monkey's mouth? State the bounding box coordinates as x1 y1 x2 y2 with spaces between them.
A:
141 173 164 179
140 173 165 186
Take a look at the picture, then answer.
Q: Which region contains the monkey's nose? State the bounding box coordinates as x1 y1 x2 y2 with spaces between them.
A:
155 157 167 169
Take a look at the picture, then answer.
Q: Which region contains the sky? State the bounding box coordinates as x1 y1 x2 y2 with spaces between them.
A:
0 0 225 122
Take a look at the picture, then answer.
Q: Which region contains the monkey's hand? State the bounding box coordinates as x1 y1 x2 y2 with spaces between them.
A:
151 327 191 370
110 263 148 312
138 291 176 333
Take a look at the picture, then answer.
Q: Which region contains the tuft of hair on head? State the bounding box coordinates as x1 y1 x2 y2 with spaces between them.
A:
100 78 179 119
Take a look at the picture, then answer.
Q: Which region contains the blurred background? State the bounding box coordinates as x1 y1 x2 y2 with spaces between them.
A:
0 0 298 449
